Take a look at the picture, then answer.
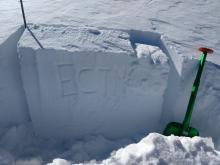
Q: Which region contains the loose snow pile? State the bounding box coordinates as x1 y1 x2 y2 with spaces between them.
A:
48 133 220 165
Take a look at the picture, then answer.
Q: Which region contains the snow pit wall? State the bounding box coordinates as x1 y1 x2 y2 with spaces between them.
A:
18 27 170 139
0 26 29 127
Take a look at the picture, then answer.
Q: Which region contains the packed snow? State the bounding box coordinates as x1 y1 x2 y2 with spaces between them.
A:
0 0 220 164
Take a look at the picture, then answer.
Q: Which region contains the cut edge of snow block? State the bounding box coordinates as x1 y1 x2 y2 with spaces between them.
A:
18 24 170 139
0 26 29 127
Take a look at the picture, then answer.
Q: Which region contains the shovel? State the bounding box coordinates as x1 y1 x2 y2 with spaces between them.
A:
163 47 214 137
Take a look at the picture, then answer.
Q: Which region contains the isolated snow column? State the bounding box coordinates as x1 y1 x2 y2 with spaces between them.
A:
18 25 170 139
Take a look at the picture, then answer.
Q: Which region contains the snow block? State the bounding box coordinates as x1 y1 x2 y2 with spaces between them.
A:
0 26 29 127
18 25 170 139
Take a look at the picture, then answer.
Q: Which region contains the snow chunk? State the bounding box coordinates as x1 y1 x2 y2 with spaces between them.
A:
18 24 170 139
136 44 168 64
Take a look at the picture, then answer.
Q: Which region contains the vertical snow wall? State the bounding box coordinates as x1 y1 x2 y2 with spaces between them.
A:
0 26 29 128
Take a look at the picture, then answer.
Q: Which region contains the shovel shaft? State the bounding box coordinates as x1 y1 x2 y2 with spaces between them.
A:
181 52 207 134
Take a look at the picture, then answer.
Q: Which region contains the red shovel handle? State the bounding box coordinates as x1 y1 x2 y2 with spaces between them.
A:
198 47 214 54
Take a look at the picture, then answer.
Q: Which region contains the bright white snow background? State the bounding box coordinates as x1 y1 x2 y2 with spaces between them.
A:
0 0 220 164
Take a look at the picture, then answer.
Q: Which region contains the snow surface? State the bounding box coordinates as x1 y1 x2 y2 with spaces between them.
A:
1 0 220 63
0 0 220 164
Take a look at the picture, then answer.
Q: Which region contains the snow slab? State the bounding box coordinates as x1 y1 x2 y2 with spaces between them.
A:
48 133 220 165
18 24 170 139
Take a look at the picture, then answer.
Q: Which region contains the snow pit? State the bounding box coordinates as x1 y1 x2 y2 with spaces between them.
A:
0 26 29 127
18 25 170 139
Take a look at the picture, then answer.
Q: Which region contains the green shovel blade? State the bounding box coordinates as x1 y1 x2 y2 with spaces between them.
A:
163 122 199 137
